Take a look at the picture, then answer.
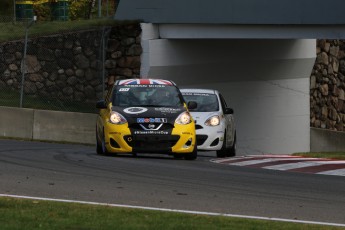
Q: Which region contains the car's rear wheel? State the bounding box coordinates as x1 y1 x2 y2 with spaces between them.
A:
184 145 197 160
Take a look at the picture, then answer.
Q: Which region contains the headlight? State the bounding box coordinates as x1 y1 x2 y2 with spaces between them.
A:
109 111 127 124
205 115 220 126
175 111 192 125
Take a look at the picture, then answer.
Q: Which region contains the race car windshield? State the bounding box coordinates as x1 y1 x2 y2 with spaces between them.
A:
182 93 219 112
113 85 184 107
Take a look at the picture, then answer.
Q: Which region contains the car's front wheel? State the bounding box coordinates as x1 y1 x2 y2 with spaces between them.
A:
216 133 228 158
227 132 236 157
98 129 110 156
184 145 197 160
96 126 103 155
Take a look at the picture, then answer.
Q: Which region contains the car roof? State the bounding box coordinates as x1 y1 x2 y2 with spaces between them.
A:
116 78 176 86
180 88 218 95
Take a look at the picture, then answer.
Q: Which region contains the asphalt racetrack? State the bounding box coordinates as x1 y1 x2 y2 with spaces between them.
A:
0 139 345 225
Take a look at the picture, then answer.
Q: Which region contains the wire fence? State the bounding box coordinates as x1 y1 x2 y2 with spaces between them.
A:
0 16 141 114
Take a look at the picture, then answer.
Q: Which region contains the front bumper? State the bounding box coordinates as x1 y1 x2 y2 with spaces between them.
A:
195 124 225 151
104 122 196 154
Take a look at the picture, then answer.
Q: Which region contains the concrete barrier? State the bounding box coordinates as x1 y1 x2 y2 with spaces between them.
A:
0 106 97 145
1 106 345 152
33 110 97 144
0 106 34 140
310 127 345 152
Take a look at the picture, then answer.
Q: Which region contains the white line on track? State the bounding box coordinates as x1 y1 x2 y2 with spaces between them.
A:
1 194 345 227
263 161 345 171
317 168 345 176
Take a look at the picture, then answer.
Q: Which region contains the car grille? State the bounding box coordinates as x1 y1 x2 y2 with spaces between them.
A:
124 135 180 152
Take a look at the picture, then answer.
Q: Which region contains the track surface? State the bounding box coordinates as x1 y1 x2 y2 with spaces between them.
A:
0 139 345 224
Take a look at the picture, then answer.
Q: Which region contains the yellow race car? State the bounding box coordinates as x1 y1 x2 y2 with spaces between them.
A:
96 79 197 160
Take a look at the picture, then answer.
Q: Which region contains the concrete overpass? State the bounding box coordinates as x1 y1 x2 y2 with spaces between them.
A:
115 0 345 155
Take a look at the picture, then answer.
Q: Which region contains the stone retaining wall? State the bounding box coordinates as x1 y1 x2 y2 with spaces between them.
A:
0 23 142 103
310 40 345 132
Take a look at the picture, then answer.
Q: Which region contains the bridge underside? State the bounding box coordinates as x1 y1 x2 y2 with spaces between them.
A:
140 24 316 155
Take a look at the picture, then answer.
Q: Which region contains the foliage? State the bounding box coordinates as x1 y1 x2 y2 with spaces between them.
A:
0 0 13 15
1 0 118 20
69 0 94 20
33 3 52 21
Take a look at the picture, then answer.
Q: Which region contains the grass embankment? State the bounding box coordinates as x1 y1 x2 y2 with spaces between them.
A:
0 197 343 230
0 18 138 42
0 89 96 113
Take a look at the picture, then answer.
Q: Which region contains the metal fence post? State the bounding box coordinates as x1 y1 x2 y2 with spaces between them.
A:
20 18 35 108
100 26 111 97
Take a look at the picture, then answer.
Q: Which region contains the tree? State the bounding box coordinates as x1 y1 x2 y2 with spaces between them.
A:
69 0 95 20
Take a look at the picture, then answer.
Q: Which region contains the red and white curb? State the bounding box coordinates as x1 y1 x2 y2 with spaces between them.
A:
211 155 345 176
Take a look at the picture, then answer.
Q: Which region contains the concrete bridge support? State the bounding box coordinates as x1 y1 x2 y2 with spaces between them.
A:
140 23 316 155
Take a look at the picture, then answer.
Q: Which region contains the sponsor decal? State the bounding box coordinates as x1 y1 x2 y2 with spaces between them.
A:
182 93 211 96
119 88 130 92
137 118 168 123
121 85 166 88
134 130 169 135
109 132 121 135
123 107 148 114
155 108 180 113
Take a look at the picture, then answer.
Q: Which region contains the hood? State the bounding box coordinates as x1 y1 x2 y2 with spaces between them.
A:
112 106 186 124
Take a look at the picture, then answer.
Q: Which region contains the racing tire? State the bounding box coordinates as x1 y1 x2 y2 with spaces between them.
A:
227 132 236 157
100 129 110 156
173 153 184 159
216 133 228 158
96 126 103 155
184 145 197 160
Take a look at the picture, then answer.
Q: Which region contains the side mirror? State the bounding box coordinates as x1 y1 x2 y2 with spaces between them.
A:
224 108 234 114
187 101 197 110
96 100 107 109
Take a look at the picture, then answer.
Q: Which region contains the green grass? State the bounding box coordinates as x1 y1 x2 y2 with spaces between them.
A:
293 152 345 160
0 18 139 42
0 197 343 230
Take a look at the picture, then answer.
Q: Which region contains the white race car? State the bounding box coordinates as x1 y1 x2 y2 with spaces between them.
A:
181 89 236 157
